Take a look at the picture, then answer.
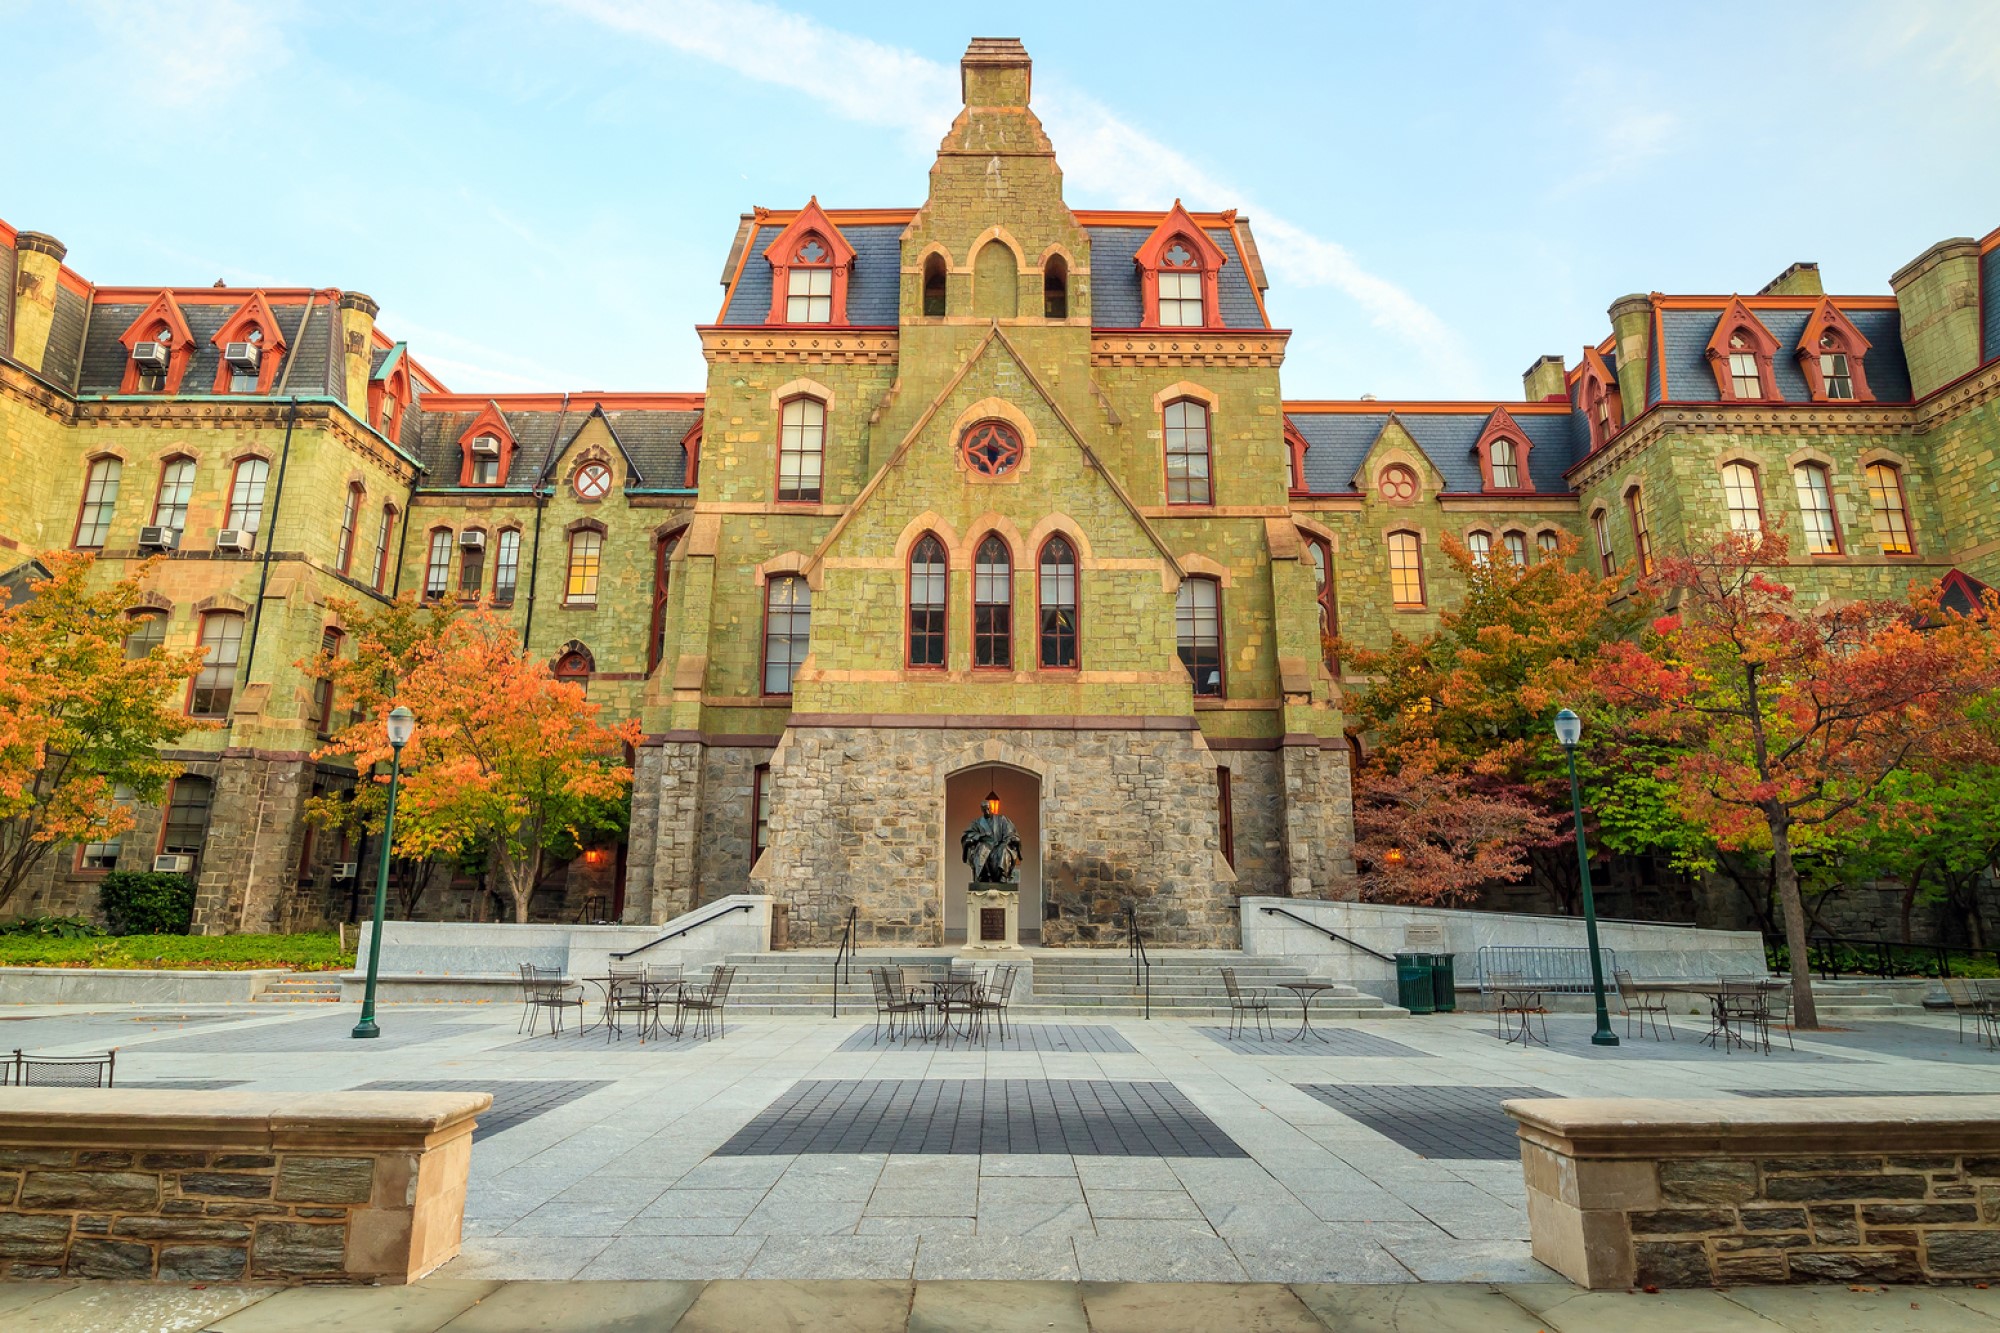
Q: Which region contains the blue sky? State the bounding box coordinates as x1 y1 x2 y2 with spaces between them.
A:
4 1 1996 399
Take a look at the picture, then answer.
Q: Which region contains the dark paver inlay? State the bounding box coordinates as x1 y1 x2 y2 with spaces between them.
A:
1297 1083 1556 1160
716 1078 1248 1158
836 1023 1136 1053
1194 1027 1428 1058
1729 1088 1987 1098
355 1079 612 1140
1481 1017 1853 1062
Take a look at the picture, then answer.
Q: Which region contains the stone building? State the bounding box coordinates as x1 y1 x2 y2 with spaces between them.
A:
1 38 1996 943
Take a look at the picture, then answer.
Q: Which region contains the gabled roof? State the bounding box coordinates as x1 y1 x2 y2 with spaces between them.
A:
1283 402 1584 496
78 289 344 401
1648 295 1912 405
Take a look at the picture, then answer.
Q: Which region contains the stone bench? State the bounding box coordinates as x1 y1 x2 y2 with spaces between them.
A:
1506 1095 2000 1288
0 1088 489 1284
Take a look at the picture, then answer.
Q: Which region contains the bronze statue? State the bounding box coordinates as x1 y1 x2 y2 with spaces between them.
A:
960 791 1022 884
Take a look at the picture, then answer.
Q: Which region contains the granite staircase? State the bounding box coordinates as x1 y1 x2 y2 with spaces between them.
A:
253 975 344 1003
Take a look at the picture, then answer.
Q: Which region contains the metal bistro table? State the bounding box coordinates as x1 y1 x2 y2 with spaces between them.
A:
584 974 686 1042
925 978 980 1041
1278 980 1336 1043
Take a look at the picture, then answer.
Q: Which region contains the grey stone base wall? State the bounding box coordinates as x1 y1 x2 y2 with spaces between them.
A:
623 740 772 926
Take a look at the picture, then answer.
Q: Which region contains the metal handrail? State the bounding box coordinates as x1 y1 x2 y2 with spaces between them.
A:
610 902 754 960
1125 901 1151 1021
1769 932 2000 982
831 905 858 1017
1258 905 1395 963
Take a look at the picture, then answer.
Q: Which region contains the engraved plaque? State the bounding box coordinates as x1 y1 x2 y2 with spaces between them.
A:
980 908 1007 942
1403 924 1446 950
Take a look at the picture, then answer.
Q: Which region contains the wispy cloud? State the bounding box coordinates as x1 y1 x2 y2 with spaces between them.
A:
545 0 1469 376
80 0 292 108
1548 62 1680 197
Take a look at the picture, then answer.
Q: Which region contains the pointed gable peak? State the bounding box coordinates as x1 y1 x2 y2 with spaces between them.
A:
1705 296 1778 357
211 290 288 351
1798 296 1872 355
118 291 194 351
762 197 856 269
457 399 514 449
1478 404 1525 440
1133 200 1229 272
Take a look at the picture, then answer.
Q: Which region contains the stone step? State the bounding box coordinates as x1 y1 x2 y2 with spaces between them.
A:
253 977 343 1004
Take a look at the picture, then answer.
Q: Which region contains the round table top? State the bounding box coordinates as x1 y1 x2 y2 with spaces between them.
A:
1278 981 1334 994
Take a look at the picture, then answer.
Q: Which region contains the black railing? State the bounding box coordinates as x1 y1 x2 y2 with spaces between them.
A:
1766 933 2000 982
610 901 754 960
1258 905 1396 963
1125 901 1151 1020
831 906 858 1017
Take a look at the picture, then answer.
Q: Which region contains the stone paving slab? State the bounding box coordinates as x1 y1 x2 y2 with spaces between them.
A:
357 1079 614 1140
1294 1085 1556 1161
1194 1026 1429 1057
136 1011 468 1053
1479 1017 1855 1062
837 1023 1137 1053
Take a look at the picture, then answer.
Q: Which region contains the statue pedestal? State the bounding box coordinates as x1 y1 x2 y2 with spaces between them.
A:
961 886 1024 954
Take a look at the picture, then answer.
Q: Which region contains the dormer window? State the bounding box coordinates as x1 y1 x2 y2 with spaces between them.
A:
457 403 516 487
762 199 856 327
1134 202 1228 331
1474 408 1535 493
118 293 197 394
1797 298 1875 403
1727 333 1760 399
1818 334 1853 400
470 437 501 485
1705 300 1779 402
227 328 264 393
136 325 173 391
787 236 834 323
1576 347 1622 451
1490 439 1519 489
1158 242 1203 327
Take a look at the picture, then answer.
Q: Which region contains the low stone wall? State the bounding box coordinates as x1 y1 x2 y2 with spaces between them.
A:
1507 1095 2000 1288
0 968 292 1005
0 1089 488 1284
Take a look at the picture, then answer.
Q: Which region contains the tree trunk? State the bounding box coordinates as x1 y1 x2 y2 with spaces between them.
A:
1898 860 1928 945
1768 810 1820 1030
499 845 541 924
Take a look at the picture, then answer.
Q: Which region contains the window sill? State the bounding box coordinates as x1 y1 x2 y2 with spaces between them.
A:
562 600 599 610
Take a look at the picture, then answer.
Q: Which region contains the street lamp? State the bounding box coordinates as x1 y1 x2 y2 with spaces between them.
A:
353 706 416 1040
1554 708 1618 1047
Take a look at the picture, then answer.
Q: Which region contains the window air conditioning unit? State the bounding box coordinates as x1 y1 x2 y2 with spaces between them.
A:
458 530 486 550
153 854 193 874
332 862 358 880
223 341 260 371
132 341 170 371
215 528 254 552
137 525 181 551
470 436 501 456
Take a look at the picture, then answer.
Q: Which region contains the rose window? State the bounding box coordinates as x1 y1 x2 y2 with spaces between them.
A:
1378 464 1419 504
573 463 612 499
961 420 1024 477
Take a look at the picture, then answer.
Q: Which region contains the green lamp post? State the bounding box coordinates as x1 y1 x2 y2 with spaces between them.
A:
1554 708 1619 1047
353 706 416 1040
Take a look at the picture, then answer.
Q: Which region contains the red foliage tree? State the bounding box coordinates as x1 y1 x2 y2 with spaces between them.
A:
1347 746 1560 905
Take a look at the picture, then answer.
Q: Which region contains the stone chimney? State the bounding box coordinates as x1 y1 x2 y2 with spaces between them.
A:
8 232 66 375
1890 237 1981 398
961 36 1032 107
1758 262 1823 296
1606 294 1653 421
1522 354 1567 402
338 291 379 419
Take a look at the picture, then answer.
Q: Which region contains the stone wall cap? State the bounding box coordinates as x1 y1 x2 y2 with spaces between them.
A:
0 966 298 979
1505 1095 2000 1153
0 1088 492 1139
1890 237 1978 290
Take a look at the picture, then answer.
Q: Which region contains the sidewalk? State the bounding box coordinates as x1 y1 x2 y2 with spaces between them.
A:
6 1278 1999 1331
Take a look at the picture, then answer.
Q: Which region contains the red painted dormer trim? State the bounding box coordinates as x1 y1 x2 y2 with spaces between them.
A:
1576 346 1623 452
1703 298 1781 403
1796 297 1876 403
116 291 197 393
1283 418 1310 495
368 356 412 441
680 419 702 489
1473 406 1535 494
209 291 289 394
1133 200 1228 331
762 198 857 326
456 401 516 487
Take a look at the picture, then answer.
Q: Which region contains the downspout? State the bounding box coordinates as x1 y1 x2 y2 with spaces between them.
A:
234 293 319 695
520 393 570 653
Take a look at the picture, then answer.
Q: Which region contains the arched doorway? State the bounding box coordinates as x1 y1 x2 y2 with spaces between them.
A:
942 764 1041 945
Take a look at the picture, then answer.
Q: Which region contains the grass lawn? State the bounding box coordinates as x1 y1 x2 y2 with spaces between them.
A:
0 932 354 971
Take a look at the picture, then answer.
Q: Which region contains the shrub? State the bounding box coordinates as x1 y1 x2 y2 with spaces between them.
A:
98 872 195 937
0 915 105 938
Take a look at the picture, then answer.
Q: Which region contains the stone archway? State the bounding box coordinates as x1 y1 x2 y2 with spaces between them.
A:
942 761 1042 945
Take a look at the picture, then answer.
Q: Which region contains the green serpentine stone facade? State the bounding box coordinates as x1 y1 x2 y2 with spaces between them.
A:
1 38 1996 943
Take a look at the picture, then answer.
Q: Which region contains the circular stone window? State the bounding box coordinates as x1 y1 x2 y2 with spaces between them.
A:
961 420 1024 477
1377 464 1419 505
573 462 612 500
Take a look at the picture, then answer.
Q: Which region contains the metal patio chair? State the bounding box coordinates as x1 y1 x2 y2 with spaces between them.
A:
13 1048 116 1088
679 965 738 1041
973 964 1020 1043
870 966 926 1042
1614 969 1674 1042
520 964 585 1037
1220 967 1273 1040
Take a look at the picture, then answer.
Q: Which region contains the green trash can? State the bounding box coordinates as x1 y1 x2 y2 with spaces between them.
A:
1429 953 1457 1013
1395 953 1436 1015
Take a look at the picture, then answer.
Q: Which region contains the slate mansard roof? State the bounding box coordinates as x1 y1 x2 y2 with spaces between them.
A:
1647 300 1913 406
76 292 346 401
1286 407 1588 497
398 398 702 493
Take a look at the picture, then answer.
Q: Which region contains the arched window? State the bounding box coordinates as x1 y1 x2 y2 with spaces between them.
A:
335 482 363 574
1502 531 1529 566
907 534 947 669
1721 462 1764 536
762 575 811 696
1466 531 1493 567
1306 536 1338 673
1176 577 1223 697
424 529 453 600
1043 255 1068 319
1537 530 1561 559
973 535 1012 670
459 530 486 598
75 457 122 549
136 322 174 391
1489 437 1521 489
1817 331 1854 400
1387 531 1425 607
1626 487 1654 576
189 611 244 717
973 240 1018 319
960 420 1024 476
786 234 834 323
1377 464 1418 505
494 528 522 605
153 457 197 532
553 644 594 684
565 528 603 606
1591 510 1616 577
227 327 265 394
1038 536 1077 670
1793 463 1841 555
124 610 167 660
468 436 502 486
922 253 947 318
226 457 269 534
1727 331 1762 400
312 628 343 738
373 504 398 593
159 775 214 866
1866 462 1914 555
778 397 825 503
649 530 681 673
1163 399 1212 505
1157 239 1204 327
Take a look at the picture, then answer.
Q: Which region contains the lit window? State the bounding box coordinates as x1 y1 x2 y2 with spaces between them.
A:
1466 531 1492 567
495 529 521 604
1626 488 1654 576
373 505 397 593
190 612 244 717
226 457 269 532
1722 462 1764 535
1163 399 1213 505
1307 537 1338 672
160 776 213 862
1592 511 1615 577
124 611 167 660
1158 240 1204 326
1377 464 1418 505
1387 531 1425 607
75 457 122 548
961 420 1024 476
1490 437 1520 489
908 534 947 669
1537 530 1561 559
753 764 772 856
459 531 485 597
763 575 811 695
778 398 825 502
153 458 197 532
1038 536 1077 669
574 463 612 500
424 530 453 600
1793 464 1841 555
786 236 834 323
228 328 264 393
973 535 1013 670
1728 333 1762 399
1503 531 1528 566
1866 463 1913 555
565 529 603 605
79 784 134 871
1176 577 1223 697
336 483 362 574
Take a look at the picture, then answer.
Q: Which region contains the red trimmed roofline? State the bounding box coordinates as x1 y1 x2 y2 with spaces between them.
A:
92 286 326 304
738 206 1249 229
1283 400 1574 415
1093 326 1289 337
1656 293 1900 309
416 392 705 412
1977 225 1999 254
694 324 898 335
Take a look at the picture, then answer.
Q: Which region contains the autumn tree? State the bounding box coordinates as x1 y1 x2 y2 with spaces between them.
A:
307 599 640 923
1346 746 1559 904
0 553 207 915
1592 534 2000 1029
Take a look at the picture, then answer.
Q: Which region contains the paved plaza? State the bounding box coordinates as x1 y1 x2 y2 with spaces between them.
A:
4 997 1997 1293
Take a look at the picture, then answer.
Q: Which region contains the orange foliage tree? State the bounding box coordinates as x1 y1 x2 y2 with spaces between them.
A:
1348 746 1560 904
0 554 207 914
307 599 640 923
1592 534 2000 1029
